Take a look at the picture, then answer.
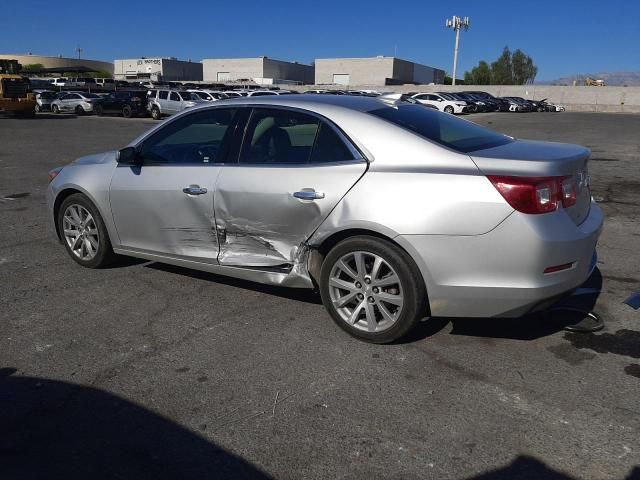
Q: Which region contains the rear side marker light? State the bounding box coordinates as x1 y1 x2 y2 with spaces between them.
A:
488 175 578 214
544 263 574 274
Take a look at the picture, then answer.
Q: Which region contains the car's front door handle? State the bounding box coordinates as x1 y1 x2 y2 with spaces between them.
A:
293 189 325 200
183 185 208 195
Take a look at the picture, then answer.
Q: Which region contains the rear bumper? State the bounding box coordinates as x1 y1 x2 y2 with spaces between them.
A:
398 202 604 318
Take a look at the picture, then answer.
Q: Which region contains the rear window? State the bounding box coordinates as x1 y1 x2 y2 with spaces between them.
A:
369 105 513 153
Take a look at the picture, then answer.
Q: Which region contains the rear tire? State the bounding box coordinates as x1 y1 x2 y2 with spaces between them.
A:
151 106 161 120
57 193 116 268
319 236 428 344
122 105 133 118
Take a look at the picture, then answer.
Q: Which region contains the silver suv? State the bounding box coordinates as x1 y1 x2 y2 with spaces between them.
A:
147 89 205 120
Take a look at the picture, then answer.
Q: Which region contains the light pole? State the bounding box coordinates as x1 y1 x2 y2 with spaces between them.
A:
445 16 470 86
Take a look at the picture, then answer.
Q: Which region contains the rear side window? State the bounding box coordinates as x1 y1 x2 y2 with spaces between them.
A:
310 123 356 164
239 108 358 165
369 105 513 153
240 109 319 164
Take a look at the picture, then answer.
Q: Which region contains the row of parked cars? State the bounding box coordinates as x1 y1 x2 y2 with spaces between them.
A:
33 86 565 120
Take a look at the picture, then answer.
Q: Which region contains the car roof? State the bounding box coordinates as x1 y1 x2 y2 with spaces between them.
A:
217 93 390 113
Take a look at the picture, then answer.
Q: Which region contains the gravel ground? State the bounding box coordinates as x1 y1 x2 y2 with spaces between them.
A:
1 111 639 480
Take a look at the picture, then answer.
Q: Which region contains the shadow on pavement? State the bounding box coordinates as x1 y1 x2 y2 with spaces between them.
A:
0 368 272 480
464 455 639 479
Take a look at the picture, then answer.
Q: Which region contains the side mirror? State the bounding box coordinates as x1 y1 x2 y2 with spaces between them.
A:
117 147 141 166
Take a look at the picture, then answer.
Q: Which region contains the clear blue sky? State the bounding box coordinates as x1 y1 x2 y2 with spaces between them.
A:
2 0 637 80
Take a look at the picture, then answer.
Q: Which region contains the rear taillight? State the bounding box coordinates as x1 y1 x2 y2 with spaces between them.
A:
488 175 578 214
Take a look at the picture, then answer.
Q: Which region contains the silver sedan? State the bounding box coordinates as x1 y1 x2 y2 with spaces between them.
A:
46 95 603 343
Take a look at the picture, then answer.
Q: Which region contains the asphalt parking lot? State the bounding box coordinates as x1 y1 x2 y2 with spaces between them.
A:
1 111 639 480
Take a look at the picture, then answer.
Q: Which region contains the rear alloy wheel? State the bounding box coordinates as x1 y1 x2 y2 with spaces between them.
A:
320 236 428 343
94 104 104 116
444 105 455 114
151 106 161 120
122 105 133 118
58 193 116 268
52 104 60 114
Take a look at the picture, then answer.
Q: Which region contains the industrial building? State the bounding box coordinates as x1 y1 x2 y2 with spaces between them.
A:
314 57 445 86
114 58 203 82
202 57 314 85
0 53 113 74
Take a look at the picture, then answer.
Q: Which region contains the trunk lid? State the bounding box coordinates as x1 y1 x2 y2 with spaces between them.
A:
470 139 591 225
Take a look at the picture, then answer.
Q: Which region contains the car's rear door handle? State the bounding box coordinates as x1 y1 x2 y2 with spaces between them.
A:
183 185 208 195
293 189 325 200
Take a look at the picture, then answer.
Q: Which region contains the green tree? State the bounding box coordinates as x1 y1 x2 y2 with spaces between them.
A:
464 60 491 85
490 47 513 85
20 63 45 72
464 47 537 85
511 49 538 84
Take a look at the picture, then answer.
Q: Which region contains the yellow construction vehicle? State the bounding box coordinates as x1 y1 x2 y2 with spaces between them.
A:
585 77 606 87
0 60 37 118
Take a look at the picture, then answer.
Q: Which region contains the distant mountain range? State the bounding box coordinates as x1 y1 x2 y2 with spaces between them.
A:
536 71 640 86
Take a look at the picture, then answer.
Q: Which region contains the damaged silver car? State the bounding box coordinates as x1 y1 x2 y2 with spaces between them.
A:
47 95 603 343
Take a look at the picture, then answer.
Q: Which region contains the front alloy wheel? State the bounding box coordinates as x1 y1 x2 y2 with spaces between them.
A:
58 193 116 268
62 204 100 261
320 236 428 343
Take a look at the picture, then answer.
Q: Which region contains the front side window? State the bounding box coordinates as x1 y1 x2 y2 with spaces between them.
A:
369 104 513 153
169 92 180 101
139 109 237 165
158 91 168 100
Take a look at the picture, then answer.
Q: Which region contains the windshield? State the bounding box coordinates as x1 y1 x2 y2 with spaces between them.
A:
438 93 456 101
82 93 100 99
39 92 57 99
369 104 513 153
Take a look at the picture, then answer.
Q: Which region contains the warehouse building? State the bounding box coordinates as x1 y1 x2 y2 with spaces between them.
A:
202 57 314 85
0 53 113 74
114 57 203 82
315 56 445 86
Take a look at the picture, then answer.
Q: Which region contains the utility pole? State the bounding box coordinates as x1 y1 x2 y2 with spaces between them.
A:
76 46 83 60
445 16 470 86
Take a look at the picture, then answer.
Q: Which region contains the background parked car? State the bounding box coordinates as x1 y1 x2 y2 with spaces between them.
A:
94 78 116 90
49 77 69 88
51 92 101 114
436 92 478 113
187 89 228 101
34 90 57 112
502 97 533 112
463 91 510 112
147 89 205 120
94 90 149 118
410 92 468 114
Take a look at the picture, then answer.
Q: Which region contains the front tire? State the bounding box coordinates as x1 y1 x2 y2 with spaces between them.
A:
444 105 454 114
94 104 104 116
319 236 428 343
57 193 116 268
75 105 84 115
52 104 60 114
122 105 133 118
